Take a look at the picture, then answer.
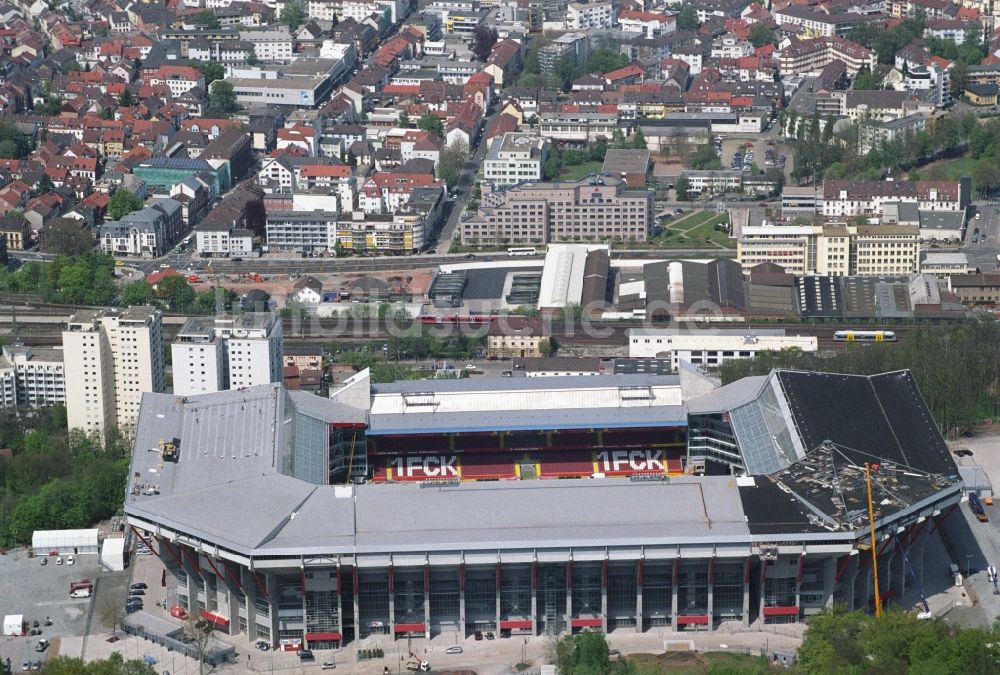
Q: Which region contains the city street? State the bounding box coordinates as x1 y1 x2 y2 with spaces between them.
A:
963 202 1000 272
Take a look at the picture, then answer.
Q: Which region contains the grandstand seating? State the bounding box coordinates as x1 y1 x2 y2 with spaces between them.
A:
538 452 595 479
460 454 517 480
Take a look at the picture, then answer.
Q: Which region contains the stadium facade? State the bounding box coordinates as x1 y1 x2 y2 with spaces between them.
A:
124 368 963 651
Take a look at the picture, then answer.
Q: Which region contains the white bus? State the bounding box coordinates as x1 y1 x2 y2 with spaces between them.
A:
506 247 537 256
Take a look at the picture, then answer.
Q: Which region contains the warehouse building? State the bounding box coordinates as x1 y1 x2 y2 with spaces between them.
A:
125 369 962 651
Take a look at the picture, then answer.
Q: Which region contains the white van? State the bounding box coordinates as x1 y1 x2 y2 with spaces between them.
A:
70 588 92 599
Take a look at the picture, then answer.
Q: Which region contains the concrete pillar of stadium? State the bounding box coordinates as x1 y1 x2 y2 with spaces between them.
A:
531 574 538 637
241 565 257 640
388 567 395 638
266 573 280 647
706 559 714 630
670 577 679 632
741 558 750 627
823 557 837 609
495 571 502 636
423 566 431 640
565 565 573 635
352 573 361 649
635 560 643 633
601 575 608 634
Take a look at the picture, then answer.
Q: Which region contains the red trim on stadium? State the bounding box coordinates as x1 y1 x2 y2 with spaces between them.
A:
306 632 342 641
199 610 230 626
500 619 533 630
762 606 799 617
394 623 426 633
676 615 709 625
570 618 603 628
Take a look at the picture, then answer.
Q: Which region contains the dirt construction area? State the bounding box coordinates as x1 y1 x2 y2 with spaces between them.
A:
188 269 435 305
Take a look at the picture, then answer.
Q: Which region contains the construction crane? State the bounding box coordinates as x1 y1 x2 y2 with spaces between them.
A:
866 463 883 618
893 534 931 619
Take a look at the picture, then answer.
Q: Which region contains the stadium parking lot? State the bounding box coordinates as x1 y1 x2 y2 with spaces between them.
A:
0 551 113 667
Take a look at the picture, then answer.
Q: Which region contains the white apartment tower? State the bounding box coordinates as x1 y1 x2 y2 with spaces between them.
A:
63 307 165 437
171 313 283 396
0 344 66 409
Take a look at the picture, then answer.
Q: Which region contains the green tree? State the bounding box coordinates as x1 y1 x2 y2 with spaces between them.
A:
689 142 722 170
585 48 629 74
245 49 258 66
973 157 1000 196
0 121 32 158
675 175 691 200
37 173 54 195
108 188 144 221
40 218 93 256
554 57 578 91
471 24 498 62
553 631 635 675
438 140 469 191
748 24 777 48
280 2 304 30
853 66 880 90
417 113 445 138
120 281 154 307
629 127 646 150
209 80 238 115
195 10 220 28
119 88 134 107
675 4 698 31
195 62 226 87
35 95 62 116
157 275 197 311
194 287 238 314
398 111 412 128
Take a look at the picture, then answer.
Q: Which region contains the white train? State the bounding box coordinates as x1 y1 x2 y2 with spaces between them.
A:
833 330 897 343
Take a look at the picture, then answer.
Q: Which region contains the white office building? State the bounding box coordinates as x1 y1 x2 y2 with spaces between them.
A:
628 328 818 369
483 133 548 189
171 313 283 396
63 307 165 436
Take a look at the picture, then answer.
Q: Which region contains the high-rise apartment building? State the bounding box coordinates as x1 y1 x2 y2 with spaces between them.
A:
0 344 66 409
171 313 283 396
63 307 165 436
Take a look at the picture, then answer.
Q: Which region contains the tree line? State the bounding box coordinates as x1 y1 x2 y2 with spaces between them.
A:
784 108 1000 194
719 321 1000 436
0 407 130 546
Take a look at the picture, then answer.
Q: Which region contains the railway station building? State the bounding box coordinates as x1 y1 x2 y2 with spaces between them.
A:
125 369 962 651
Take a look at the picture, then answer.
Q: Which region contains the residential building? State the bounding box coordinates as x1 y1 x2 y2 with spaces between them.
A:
171 313 283 395
487 317 547 358
821 179 968 218
737 222 921 276
538 32 589 76
566 0 615 30
483 133 548 188
195 221 255 257
336 187 443 253
628 328 818 368
538 111 618 143
463 176 653 245
98 198 184 258
618 9 676 38
0 215 29 250
772 7 869 37
858 115 928 154
777 36 875 76
0 344 65 409
949 273 1000 304
267 210 339 253
63 307 165 436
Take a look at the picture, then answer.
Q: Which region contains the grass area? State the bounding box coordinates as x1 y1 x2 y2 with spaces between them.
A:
558 161 604 181
920 155 978 181
627 651 771 674
650 209 734 249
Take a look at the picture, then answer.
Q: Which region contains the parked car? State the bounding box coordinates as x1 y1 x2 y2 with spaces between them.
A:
474 631 483 641
66 556 75 565
445 646 463 654
39 558 46 566
35 640 49 653
55 557 63 565
129 589 145 596
254 640 270 651
321 662 336 670
130 583 148 590
297 650 314 661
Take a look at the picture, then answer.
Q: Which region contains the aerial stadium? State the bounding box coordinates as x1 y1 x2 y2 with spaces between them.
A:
124 367 963 652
